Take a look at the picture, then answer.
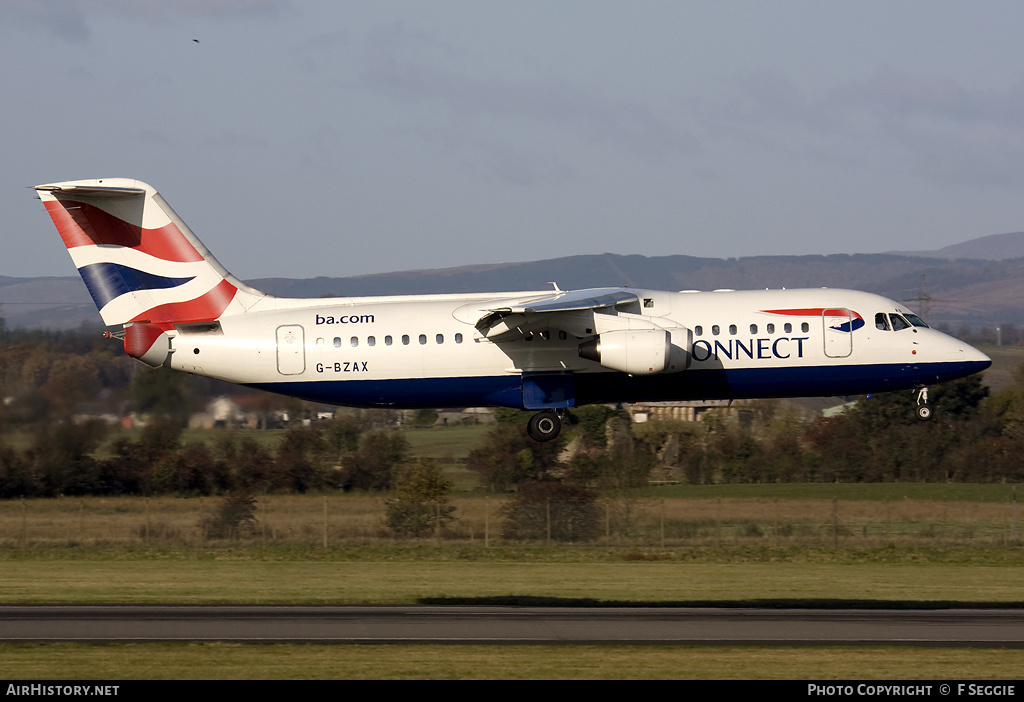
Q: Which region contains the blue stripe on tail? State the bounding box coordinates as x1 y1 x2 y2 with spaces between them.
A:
78 262 195 310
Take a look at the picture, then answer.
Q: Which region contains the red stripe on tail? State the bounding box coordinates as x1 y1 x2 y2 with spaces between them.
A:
131 278 239 328
43 200 204 262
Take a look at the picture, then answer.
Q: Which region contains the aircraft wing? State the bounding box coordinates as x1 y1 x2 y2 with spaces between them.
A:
474 287 641 339
497 288 639 315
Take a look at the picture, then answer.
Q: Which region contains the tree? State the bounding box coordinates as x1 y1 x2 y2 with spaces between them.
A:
148 441 227 496
571 405 619 447
0 442 37 498
385 459 456 536
322 414 364 458
131 366 195 424
215 432 279 492
410 408 439 427
37 356 101 419
29 420 107 496
275 425 333 493
340 430 409 491
467 422 563 492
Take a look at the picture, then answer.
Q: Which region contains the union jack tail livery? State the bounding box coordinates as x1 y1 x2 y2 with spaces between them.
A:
34 177 991 440
35 178 266 327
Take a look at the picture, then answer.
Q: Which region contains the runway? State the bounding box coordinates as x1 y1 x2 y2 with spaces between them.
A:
1 606 1022 646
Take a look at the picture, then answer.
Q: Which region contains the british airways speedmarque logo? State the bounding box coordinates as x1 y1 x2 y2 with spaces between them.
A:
762 308 865 333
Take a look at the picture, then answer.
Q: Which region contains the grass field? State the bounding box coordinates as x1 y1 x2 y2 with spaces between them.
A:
1 548 1022 605
1 485 1021 678
3 643 1022 680
1 484 1019 550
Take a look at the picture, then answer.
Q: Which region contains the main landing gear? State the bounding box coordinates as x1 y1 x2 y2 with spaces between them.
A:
527 409 564 442
915 387 932 422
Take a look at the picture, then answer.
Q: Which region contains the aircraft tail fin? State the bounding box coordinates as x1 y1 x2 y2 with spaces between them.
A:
34 178 267 328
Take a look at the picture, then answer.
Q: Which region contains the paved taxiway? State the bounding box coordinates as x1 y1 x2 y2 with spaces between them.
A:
1 606 1022 645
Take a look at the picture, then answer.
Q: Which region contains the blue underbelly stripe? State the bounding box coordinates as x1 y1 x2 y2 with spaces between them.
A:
246 360 990 409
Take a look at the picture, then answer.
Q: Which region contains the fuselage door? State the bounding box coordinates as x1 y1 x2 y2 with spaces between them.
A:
822 308 853 358
276 324 306 375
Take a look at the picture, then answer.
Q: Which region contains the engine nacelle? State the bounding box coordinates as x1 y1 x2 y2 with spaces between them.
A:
579 328 672 375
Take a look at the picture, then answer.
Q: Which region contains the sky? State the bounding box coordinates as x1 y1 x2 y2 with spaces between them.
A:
7 1 1024 281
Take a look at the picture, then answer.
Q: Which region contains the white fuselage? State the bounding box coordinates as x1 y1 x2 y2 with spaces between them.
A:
165 287 990 409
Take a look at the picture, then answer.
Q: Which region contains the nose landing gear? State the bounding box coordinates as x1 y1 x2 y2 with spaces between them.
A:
915 387 932 422
527 409 563 442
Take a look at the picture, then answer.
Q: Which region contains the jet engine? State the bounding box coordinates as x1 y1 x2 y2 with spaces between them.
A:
578 328 688 375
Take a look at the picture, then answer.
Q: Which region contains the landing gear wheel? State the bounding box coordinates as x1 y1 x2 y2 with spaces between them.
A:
915 387 932 422
527 410 561 442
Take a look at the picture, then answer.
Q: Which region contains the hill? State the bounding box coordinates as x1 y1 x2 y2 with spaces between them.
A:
5 233 1024 332
890 231 1024 260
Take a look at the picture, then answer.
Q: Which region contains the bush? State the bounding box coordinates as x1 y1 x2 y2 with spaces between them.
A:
385 460 456 536
200 494 258 539
501 481 600 543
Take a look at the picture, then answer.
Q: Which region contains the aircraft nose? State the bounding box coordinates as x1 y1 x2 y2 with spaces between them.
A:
966 344 992 367
956 340 992 372
927 330 991 376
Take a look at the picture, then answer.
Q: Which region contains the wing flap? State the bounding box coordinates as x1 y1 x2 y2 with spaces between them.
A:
475 288 640 339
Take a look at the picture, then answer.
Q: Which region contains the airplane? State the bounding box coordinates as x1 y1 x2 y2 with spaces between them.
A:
34 178 991 441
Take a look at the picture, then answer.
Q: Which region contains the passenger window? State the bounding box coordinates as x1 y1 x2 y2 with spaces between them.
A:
419 334 427 345
455 333 463 343
436 334 444 344
729 324 737 335
558 331 567 341
784 323 792 334
801 322 809 333
333 337 342 348
695 325 703 336
385 336 393 346
402 335 410 345
350 336 358 347
316 338 325 348
875 313 891 331
749 324 757 335
767 323 775 334
368 336 375 347
712 325 720 336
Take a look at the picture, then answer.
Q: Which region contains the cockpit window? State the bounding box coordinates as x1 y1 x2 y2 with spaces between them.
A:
875 313 891 331
890 314 911 331
904 313 929 328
